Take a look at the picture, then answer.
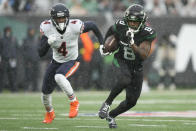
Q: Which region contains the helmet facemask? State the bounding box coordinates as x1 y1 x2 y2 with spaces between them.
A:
51 12 69 31
52 17 68 31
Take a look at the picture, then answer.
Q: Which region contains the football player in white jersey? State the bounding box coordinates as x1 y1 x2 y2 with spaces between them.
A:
38 3 104 124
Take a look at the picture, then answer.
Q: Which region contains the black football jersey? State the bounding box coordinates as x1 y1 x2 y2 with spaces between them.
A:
111 19 156 71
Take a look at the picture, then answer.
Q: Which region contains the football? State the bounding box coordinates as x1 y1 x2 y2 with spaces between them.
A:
103 35 118 53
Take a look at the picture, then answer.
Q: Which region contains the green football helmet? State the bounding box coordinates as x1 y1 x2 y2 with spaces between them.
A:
124 4 147 33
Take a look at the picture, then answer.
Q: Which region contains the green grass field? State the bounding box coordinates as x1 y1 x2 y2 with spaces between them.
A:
0 90 196 131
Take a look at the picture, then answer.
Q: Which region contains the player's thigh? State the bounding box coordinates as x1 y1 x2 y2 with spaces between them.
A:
125 71 143 102
42 62 60 94
56 60 80 78
111 63 132 86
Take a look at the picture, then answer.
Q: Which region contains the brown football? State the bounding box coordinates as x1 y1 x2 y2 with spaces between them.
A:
103 35 118 53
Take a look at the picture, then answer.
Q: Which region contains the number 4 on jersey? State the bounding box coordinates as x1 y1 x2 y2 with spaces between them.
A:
58 42 68 56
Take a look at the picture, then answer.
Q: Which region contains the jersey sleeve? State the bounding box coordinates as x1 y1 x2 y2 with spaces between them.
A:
104 20 123 40
113 20 121 35
113 19 126 38
142 26 157 42
40 20 51 37
104 25 118 41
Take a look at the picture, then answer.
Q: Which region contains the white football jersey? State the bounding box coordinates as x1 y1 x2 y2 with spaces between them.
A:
40 19 84 63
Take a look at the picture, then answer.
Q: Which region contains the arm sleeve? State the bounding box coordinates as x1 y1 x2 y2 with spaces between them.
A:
83 21 104 45
38 35 50 57
104 25 116 41
141 27 157 42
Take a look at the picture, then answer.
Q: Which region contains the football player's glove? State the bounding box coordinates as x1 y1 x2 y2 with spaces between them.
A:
126 28 134 46
48 34 57 46
99 45 112 56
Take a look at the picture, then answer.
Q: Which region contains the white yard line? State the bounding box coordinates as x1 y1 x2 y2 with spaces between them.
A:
1 117 196 124
23 127 58 130
184 123 196 125
121 111 196 118
129 124 167 127
0 110 43 113
77 100 196 104
121 118 196 123
2 110 196 119
2 100 196 107
75 126 108 128
0 118 18 120
11 114 43 116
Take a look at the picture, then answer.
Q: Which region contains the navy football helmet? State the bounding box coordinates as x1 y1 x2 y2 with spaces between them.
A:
50 3 69 31
124 4 147 33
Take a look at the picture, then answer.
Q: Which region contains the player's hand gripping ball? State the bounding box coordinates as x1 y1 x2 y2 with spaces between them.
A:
100 35 118 56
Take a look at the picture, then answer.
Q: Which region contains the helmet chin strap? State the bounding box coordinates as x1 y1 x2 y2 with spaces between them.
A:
132 22 143 33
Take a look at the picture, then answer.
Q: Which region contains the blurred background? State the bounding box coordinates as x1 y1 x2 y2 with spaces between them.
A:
0 0 196 93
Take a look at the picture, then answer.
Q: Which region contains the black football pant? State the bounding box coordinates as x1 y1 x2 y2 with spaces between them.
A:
42 59 79 94
105 65 143 118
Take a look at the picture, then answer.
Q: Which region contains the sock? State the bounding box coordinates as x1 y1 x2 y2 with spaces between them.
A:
41 93 53 112
69 93 76 102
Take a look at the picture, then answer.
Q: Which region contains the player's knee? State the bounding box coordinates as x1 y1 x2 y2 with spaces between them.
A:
54 74 63 84
126 101 137 109
54 73 70 88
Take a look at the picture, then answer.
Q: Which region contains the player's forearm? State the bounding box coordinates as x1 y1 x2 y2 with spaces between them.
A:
83 21 104 45
130 44 149 60
38 35 50 57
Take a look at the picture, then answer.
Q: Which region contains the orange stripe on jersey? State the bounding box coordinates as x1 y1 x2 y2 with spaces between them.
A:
65 62 80 78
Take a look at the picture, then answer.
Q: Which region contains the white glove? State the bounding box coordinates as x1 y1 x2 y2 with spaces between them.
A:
126 28 134 46
48 34 57 46
99 45 112 56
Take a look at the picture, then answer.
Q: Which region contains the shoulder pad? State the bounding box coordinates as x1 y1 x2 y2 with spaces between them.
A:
69 19 83 25
141 25 156 41
40 20 52 36
114 19 127 33
69 19 83 33
115 19 126 27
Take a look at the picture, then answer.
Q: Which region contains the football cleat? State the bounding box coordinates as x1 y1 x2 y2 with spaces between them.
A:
98 102 110 119
42 110 55 124
69 99 79 118
106 116 117 128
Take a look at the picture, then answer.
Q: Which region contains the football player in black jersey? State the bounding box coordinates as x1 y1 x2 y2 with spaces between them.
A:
98 4 156 128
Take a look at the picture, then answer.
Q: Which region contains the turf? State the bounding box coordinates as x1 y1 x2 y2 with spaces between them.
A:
0 90 196 131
